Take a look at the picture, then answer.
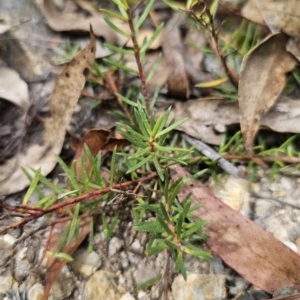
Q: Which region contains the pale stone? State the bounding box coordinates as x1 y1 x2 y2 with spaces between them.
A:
84 270 122 300
0 240 14 267
50 272 74 299
0 276 13 294
28 283 44 300
171 274 226 300
120 292 136 300
109 237 124 256
71 249 102 278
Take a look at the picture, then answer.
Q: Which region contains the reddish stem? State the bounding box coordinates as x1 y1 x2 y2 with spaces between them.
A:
126 8 150 114
0 172 157 235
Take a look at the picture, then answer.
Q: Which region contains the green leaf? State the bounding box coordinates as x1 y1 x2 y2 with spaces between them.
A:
152 156 164 181
134 0 155 31
135 221 164 233
176 202 191 237
180 220 209 239
151 115 164 138
46 251 73 262
22 168 41 205
157 215 173 236
104 43 134 55
55 155 79 191
34 193 56 208
118 130 146 148
103 58 139 75
22 167 45 199
175 250 183 273
159 201 170 222
110 146 117 186
67 203 80 245
153 143 190 152
126 155 152 173
56 222 70 253
146 242 168 256
137 103 151 134
112 0 128 9
80 145 89 190
163 238 179 250
181 240 212 259
115 93 139 107
116 1 128 17
117 123 147 141
86 148 103 187
156 117 189 138
168 180 182 208
156 106 172 136
57 190 78 200
146 52 162 84
129 147 151 159
136 274 162 291
103 17 130 38
100 9 128 21
140 23 164 53
134 107 149 137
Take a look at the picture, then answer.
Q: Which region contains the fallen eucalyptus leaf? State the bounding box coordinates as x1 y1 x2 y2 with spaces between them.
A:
238 33 296 150
170 164 300 294
255 0 300 38
0 28 96 196
41 0 116 44
156 96 300 145
43 216 91 300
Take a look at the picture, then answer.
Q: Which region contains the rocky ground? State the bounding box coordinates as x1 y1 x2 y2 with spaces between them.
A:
1 169 300 300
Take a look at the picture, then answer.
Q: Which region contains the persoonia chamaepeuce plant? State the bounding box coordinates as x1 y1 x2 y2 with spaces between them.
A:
16 0 212 291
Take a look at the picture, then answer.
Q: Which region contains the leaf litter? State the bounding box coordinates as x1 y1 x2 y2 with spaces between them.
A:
3 0 300 299
0 27 96 196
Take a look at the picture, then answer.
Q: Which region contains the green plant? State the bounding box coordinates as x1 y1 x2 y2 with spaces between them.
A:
0 0 212 297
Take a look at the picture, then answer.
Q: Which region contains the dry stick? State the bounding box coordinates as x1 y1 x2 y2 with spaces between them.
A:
223 154 300 164
182 134 241 178
126 8 150 113
270 294 300 300
0 172 157 235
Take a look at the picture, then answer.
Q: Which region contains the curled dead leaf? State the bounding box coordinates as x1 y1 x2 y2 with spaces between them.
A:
73 128 129 176
238 33 296 150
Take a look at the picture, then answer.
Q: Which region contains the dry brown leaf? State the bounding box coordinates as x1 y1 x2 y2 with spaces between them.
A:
0 67 30 179
157 97 300 145
255 0 300 38
41 0 117 44
0 67 29 109
162 13 190 99
43 216 91 300
241 0 266 26
73 128 129 176
0 28 96 196
170 164 300 294
238 33 296 150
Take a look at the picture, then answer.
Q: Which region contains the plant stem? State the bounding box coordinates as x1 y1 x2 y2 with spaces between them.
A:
189 1 239 89
126 8 150 114
0 172 157 234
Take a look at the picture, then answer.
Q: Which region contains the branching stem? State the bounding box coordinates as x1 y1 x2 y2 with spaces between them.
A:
0 172 157 234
